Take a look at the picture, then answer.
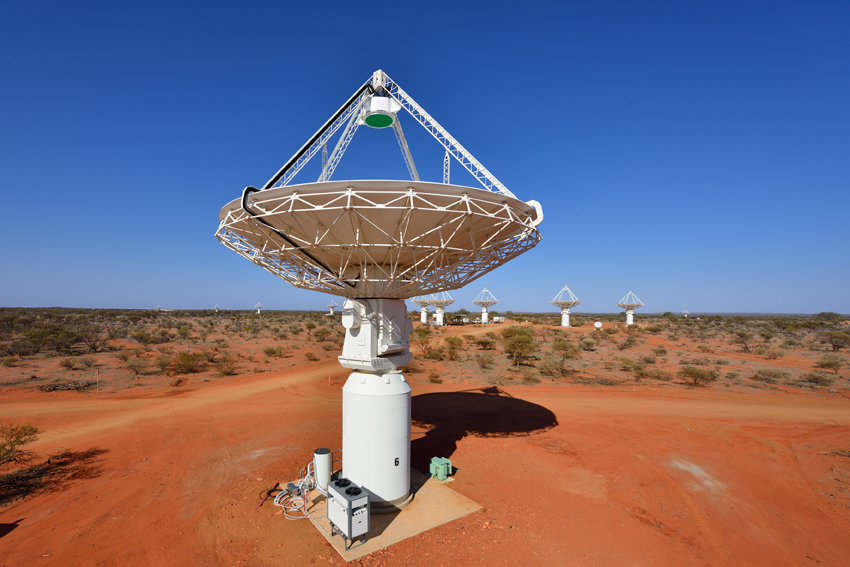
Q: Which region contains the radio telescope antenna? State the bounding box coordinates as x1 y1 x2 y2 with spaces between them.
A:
255 302 264 316
411 295 434 324
682 309 690 318
430 292 455 326
327 299 339 316
215 70 543 511
550 286 581 327
214 304 220 315
617 292 643 326
473 288 498 324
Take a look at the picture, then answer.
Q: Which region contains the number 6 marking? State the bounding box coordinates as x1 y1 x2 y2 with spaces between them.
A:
394 458 399 466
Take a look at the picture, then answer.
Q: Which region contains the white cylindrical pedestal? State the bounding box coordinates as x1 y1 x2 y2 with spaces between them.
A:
561 307 570 327
481 306 489 324
435 307 445 326
626 310 634 325
420 307 428 324
342 371 411 506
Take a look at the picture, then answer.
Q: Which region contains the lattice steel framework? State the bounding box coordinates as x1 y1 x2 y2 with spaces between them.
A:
617 292 644 311
551 286 581 309
473 288 499 308
216 70 543 300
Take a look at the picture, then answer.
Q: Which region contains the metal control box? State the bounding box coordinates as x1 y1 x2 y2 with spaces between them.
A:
430 457 452 480
327 477 370 547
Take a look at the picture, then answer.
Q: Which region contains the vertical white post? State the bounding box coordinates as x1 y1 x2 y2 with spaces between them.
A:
626 310 634 325
481 306 489 324
435 307 445 326
420 307 428 324
561 307 570 327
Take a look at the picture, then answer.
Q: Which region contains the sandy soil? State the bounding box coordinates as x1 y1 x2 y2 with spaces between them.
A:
2 323 850 566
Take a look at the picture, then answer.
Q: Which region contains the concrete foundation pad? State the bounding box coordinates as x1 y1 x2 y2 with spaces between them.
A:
306 469 481 561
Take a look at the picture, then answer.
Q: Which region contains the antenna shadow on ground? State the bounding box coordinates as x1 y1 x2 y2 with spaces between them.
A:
410 387 558 473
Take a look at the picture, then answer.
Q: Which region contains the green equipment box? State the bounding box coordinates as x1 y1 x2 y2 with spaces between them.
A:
429 457 452 481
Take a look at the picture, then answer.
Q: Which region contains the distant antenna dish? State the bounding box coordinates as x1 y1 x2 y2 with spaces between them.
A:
594 321 602 329
616 292 644 326
255 302 264 315
327 299 339 316
550 285 581 327
215 70 543 510
429 292 455 326
682 309 690 318
473 288 498 324
411 295 434 324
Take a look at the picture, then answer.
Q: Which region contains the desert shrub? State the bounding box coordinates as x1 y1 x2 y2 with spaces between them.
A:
263 346 286 358
726 372 740 379
321 343 336 351
752 368 788 384
169 377 185 387
424 346 445 361
538 358 568 378
172 352 204 374
0 421 41 468
154 356 171 373
617 334 638 351
476 338 494 350
446 347 459 361
475 353 494 370
817 355 844 375
639 355 657 365
115 351 130 362
520 368 541 385
59 358 76 371
444 336 462 349
125 359 149 376
678 365 718 387
652 347 667 356
276 331 289 340
697 345 712 353
580 338 597 351
462 334 477 343
552 338 580 363
799 372 835 387
714 358 730 365
649 369 672 381
428 372 442 384
504 334 535 366
215 360 237 377
304 352 318 362
78 356 95 368
644 326 663 334
2 357 19 367
305 322 316 333
314 328 331 342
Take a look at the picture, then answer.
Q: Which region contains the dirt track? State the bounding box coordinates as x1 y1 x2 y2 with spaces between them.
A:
2 360 850 566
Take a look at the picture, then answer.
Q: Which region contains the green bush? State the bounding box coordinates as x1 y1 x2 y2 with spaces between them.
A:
59 358 76 370
305 352 318 362
125 359 149 376
2 357 18 368
475 353 494 370
172 352 204 374
799 372 835 387
678 365 718 387
752 368 788 384
428 372 442 384
79 356 95 368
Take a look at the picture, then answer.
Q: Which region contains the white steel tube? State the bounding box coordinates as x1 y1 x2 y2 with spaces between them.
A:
435 306 445 326
561 307 570 327
420 306 428 324
626 310 634 326
481 306 489 324
313 448 331 492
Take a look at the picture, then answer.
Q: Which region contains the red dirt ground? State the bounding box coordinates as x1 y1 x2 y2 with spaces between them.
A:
2 325 850 566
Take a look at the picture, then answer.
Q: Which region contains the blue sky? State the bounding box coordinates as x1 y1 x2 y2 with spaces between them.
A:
1 2 848 314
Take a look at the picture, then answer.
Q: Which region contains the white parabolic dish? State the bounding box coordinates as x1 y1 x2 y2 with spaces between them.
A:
217 179 542 299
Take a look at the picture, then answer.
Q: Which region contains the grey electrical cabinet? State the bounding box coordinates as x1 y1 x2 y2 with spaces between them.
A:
327 478 370 549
